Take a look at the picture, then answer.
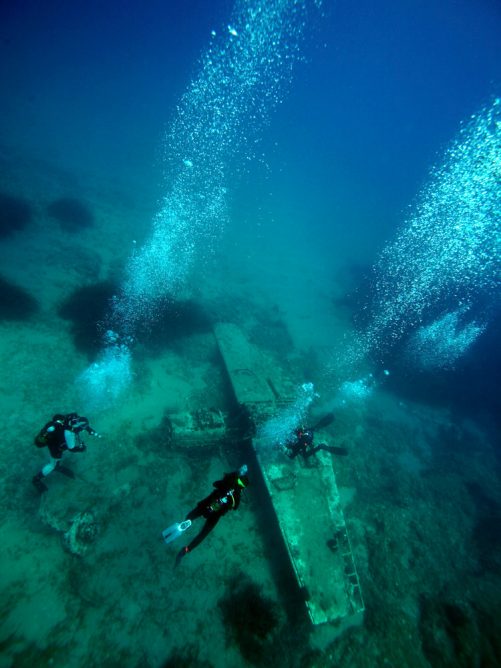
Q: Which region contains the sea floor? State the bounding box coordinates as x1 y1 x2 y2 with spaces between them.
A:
1 151 500 667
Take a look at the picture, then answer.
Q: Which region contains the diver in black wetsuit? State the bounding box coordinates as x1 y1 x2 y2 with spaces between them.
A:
175 466 249 567
286 426 317 459
285 413 347 460
32 413 100 492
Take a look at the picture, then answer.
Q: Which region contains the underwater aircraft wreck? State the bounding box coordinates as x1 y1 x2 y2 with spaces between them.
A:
159 320 364 626
211 322 365 627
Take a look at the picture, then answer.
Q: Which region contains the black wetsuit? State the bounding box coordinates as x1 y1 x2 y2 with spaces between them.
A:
183 472 244 553
287 428 315 459
43 420 68 459
33 414 97 492
287 427 347 460
36 418 90 459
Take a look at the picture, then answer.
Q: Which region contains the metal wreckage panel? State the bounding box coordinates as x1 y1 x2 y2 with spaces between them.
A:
213 322 364 625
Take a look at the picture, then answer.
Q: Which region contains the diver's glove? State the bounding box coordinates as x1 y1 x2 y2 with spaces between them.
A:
73 443 87 453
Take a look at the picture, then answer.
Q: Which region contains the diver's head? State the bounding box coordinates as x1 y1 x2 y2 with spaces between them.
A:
66 413 89 433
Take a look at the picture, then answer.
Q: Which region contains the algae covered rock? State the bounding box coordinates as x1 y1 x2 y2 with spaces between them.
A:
63 510 99 556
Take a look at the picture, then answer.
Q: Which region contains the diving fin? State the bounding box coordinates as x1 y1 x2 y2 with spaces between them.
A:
312 411 335 431
162 520 192 545
32 474 48 493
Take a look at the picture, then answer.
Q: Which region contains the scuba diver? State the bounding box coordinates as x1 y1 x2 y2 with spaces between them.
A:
162 465 249 567
285 412 345 460
32 413 100 493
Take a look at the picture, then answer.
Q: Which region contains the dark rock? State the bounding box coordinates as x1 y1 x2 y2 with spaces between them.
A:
47 197 94 231
0 275 38 320
0 192 33 237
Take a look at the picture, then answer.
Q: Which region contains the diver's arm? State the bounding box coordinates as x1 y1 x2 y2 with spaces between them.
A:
65 429 86 452
64 430 76 450
233 491 241 510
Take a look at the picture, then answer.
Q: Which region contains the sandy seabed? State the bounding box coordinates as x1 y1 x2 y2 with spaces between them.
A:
1 152 500 668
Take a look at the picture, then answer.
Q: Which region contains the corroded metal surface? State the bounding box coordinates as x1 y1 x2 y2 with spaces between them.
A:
213 321 364 625
257 447 364 624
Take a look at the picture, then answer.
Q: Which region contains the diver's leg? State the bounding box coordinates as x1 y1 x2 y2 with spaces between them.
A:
186 515 220 552
175 515 220 566
317 443 349 456
288 445 302 459
186 506 204 522
42 457 59 477
32 457 59 492
55 462 75 478
304 446 320 459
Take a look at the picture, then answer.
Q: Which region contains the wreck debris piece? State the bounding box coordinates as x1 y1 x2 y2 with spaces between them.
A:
214 321 364 626
63 511 99 556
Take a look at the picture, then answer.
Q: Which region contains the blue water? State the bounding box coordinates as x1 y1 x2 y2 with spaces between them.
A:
2 1 499 213
1 1 500 666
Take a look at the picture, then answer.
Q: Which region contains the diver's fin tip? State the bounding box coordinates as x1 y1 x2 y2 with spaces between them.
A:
162 520 192 545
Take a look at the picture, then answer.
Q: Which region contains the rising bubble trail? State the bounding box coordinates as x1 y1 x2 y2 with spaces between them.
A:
344 99 500 381
79 0 322 409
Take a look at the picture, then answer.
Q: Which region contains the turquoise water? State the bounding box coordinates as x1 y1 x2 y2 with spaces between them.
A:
1 1 500 666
